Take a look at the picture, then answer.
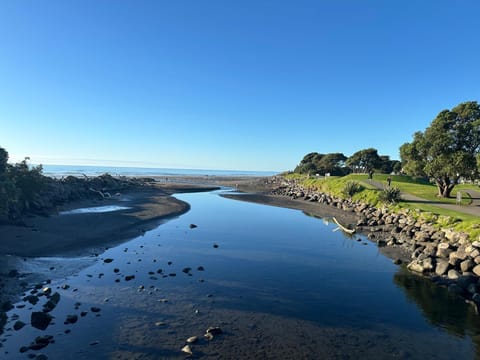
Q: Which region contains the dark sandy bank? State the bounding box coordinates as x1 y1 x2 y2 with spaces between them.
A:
0 184 218 258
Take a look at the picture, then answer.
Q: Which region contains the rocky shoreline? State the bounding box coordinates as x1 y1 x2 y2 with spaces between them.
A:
269 177 480 312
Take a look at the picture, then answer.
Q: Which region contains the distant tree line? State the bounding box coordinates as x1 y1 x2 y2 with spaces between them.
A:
294 101 480 198
294 148 401 177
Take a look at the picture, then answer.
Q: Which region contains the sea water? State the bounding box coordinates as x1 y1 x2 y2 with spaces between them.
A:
41 164 278 178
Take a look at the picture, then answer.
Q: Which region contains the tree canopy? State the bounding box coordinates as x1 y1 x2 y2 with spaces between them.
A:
400 101 480 197
294 152 348 176
345 148 381 173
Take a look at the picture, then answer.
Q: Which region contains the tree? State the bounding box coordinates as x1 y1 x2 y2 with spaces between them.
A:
316 153 348 175
294 152 324 174
294 152 349 175
346 148 381 173
400 101 480 197
378 155 401 174
0 146 8 174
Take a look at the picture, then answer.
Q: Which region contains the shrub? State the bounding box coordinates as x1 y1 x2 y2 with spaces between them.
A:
342 181 363 197
379 186 401 203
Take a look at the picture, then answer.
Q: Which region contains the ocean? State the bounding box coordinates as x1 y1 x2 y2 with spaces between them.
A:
41 164 278 178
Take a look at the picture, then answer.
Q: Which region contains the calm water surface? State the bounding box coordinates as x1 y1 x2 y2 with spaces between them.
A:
2 190 480 359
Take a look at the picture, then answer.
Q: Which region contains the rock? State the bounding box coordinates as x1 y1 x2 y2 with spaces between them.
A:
42 287 52 295
182 267 192 274
472 241 480 248
437 242 450 250
90 307 101 313
460 259 474 273
407 261 425 273
1 301 14 312
155 321 166 326
213 243 219 248
29 335 54 350
23 295 39 305
31 312 53 330
447 269 461 280
189 224 198 229
472 264 480 277
125 275 135 281
103 258 114 263
197 266 205 271
13 320 26 331
65 315 78 324
206 326 222 336
422 257 434 271
181 345 193 356
186 336 198 344
377 238 387 247
435 260 449 276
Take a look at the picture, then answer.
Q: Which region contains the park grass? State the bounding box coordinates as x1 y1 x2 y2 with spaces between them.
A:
284 172 479 240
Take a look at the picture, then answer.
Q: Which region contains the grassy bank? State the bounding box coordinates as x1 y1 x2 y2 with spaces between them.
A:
284 173 480 240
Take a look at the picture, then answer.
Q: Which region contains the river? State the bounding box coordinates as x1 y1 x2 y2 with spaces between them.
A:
1 190 480 359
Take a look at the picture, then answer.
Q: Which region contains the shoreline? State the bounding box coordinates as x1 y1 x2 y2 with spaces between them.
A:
0 183 218 258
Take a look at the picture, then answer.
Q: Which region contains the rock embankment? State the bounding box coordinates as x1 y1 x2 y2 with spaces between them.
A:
271 178 480 310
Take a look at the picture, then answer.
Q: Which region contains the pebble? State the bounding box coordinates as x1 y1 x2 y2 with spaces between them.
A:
186 336 198 344
181 345 193 356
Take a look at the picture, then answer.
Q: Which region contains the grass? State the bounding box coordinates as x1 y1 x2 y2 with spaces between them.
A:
284 172 480 240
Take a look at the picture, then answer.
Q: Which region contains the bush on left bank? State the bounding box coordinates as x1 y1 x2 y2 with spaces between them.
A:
0 146 149 224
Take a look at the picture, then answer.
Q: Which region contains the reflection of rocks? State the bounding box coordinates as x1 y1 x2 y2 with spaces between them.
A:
394 269 480 337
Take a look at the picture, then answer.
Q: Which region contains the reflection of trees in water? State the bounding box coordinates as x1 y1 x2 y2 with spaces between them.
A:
394 268 480 353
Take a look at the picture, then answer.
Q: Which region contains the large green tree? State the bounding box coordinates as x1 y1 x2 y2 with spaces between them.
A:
294 152 348 175
346 148 381 173
400 101 480 198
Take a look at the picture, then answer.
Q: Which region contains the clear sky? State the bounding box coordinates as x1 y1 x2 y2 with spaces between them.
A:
1 1 479 172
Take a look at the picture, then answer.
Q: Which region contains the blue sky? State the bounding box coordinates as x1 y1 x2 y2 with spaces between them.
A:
1 1 479 172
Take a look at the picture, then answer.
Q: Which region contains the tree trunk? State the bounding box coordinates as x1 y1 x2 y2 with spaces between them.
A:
435 177 454 198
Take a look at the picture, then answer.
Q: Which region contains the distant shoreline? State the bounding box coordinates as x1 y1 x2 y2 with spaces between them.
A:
41 164 279 178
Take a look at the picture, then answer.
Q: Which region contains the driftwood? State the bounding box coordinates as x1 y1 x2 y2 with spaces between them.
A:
332 217 356 234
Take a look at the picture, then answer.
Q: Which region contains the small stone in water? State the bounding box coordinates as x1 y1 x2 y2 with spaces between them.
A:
155 321 167 326
186 336 198 344
181 345 193 355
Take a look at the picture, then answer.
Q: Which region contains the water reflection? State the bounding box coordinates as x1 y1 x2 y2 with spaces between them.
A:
394 269 480 337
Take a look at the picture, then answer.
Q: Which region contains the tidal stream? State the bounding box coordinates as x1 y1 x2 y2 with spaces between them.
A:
2 190 480 359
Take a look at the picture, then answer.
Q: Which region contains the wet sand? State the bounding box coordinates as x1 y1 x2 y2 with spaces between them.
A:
0 184 218 258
